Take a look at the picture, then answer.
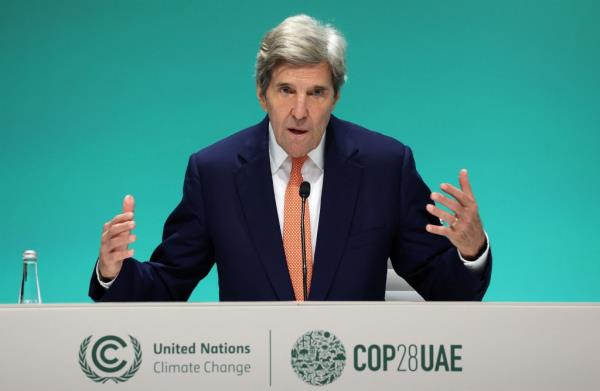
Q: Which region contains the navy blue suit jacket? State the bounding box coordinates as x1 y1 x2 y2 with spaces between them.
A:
89 115 491 302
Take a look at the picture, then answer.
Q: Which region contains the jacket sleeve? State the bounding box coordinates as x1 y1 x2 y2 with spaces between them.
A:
389 146 492 301
89 154 215 302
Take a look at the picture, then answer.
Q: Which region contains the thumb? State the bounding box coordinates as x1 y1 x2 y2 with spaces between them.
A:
122 194 135 214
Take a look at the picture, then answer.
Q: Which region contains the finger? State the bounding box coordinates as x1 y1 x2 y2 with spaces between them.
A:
101 228 110 244
426 204 456 225
102 229 124 246
109 212 134 226
108 220 135 237
108 234 137 252
102 213 133 240
425 224 452 238
108 249 134 263
458 169 475 198
440 183 473 207
431 192 462 215
122 194 135 214
108 225 134 249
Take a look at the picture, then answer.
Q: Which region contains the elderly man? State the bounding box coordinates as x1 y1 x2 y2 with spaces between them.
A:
90 15 491 302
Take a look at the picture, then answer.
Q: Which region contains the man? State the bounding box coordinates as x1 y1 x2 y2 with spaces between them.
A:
90 15 491 302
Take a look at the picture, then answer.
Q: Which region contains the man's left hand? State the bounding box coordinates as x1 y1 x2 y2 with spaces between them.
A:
425 169 486 260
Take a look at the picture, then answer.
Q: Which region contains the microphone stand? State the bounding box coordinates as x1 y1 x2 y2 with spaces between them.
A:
299 181 311 301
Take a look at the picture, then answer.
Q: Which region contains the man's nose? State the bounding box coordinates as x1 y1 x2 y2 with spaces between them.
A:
291 95 308 120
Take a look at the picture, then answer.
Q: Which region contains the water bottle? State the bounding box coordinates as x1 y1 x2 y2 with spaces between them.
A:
18 250 42 304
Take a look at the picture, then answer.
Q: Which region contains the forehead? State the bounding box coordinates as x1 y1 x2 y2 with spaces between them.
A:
271 62 333 87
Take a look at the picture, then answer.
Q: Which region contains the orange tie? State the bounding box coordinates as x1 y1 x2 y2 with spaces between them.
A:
283 156 313 301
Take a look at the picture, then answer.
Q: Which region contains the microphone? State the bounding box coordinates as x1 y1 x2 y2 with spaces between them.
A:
299 181 311 199
299 181 311 301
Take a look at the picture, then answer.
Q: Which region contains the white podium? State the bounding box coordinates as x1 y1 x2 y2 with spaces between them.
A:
1 302 598 390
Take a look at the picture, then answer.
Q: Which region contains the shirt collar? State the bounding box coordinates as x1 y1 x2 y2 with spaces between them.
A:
268 122 326 174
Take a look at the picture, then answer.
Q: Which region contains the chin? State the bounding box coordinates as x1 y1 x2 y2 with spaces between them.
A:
287 150 307 158
281 143 308 158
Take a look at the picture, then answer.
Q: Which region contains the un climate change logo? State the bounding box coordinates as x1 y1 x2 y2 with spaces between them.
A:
79 335 142 384
291 330 346 386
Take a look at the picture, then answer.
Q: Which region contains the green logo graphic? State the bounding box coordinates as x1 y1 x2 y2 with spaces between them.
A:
291 330 346 386
79 335 142 384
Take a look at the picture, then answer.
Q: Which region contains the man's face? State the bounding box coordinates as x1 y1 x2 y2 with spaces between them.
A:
257 62 339 158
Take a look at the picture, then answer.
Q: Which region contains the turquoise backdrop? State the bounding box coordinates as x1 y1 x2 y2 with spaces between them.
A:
1 0 599 303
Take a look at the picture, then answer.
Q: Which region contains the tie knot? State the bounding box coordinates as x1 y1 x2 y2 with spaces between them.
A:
290 156 308 181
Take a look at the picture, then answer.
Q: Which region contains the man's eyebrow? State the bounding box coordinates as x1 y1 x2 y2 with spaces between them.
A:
274 82 331 90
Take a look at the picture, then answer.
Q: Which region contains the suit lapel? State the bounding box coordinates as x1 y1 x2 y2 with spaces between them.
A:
234 118 295 300
309 117 363 300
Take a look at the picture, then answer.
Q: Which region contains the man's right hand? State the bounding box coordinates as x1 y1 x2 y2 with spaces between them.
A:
98 195 137 280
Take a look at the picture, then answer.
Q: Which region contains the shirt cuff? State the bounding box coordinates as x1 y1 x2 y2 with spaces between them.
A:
458 232 490 274
95 260 116 289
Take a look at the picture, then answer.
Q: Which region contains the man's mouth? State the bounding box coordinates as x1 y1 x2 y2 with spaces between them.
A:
288 128 308 135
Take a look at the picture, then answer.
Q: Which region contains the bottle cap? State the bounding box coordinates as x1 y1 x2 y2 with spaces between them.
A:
23 250 38 260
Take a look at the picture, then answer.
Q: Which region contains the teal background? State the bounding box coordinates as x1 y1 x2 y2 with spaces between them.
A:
1 0 599 303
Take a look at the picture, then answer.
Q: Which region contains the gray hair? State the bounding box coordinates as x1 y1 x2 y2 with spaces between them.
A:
255 14 347 97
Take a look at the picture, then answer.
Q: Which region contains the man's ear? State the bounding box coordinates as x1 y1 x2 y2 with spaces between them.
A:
256 83 268 112
332 90 341 110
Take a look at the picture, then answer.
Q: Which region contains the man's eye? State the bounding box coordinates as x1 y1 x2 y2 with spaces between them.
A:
312 89 325 97
280 86 293 94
